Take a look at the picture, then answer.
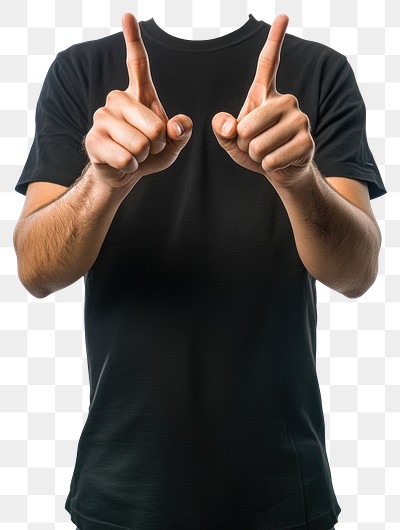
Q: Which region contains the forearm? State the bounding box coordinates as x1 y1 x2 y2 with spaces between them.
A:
271 161 382 298
14 166 129 298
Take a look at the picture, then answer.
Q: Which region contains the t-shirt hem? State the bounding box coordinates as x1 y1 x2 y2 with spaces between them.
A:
66 498 341 530
14 172 80 196
314 160 387 200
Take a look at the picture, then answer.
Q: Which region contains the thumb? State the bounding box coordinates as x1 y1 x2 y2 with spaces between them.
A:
166 114 193 150
211 112 238 152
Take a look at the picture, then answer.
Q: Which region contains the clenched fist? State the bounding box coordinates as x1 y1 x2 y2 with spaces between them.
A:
212 14 315 190
84 13 193 191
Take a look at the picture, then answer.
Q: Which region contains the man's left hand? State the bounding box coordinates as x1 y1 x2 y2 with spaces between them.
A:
212 14 315 190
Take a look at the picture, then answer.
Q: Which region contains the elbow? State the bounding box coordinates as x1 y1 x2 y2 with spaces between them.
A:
343 287 366 299
343 261 380 299
17 268 52 299
28 286 52 299
15 256 52 299
343 282 371 299
14 224 52 299
344 228 382 299
22 279 52 299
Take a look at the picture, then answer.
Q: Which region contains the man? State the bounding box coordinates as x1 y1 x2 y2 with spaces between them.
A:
13 12 386 530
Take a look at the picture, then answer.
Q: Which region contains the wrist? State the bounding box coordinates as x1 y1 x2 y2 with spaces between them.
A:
83 163 135 202
270 161 320 199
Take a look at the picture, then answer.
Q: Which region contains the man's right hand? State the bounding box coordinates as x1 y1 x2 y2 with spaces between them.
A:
84 12 193 191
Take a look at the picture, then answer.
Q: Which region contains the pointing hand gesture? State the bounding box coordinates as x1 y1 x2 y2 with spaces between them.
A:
212 14 315 190
84 13 193 192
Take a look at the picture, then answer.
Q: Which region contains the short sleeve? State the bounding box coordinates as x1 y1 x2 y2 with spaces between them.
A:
312 54 387 201
15 50 90 196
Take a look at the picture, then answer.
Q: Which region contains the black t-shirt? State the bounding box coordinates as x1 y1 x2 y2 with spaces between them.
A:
16 14 386 530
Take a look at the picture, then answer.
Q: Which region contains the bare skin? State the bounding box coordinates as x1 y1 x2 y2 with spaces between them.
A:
14 13 193 298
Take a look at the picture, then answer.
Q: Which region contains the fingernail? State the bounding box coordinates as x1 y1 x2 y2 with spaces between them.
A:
222 118 235 135
173 122 183 136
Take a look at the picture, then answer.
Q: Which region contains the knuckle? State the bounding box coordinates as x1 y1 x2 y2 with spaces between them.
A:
127 55 148 71
237 121 253 139
296 132 313 152
116 151 135 171
83 132 92 153
84 130 101 161
105 89 123 106
263 154 276 172
92 106 107 123
259 56 275 71
296 111 309 129
147 120 166 141
134 137 150 155
282 93 298 108
84 128 96 149
87 125 108 143
250 138 264 158
303 133 314 150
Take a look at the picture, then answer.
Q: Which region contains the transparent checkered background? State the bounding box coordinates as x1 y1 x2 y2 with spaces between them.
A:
0 0 399 528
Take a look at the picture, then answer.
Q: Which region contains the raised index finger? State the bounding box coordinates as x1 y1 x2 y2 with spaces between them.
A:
122 13 154 96
253 13 289 95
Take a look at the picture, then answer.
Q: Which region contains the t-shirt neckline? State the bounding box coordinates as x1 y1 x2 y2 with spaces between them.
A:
140 13 266 51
